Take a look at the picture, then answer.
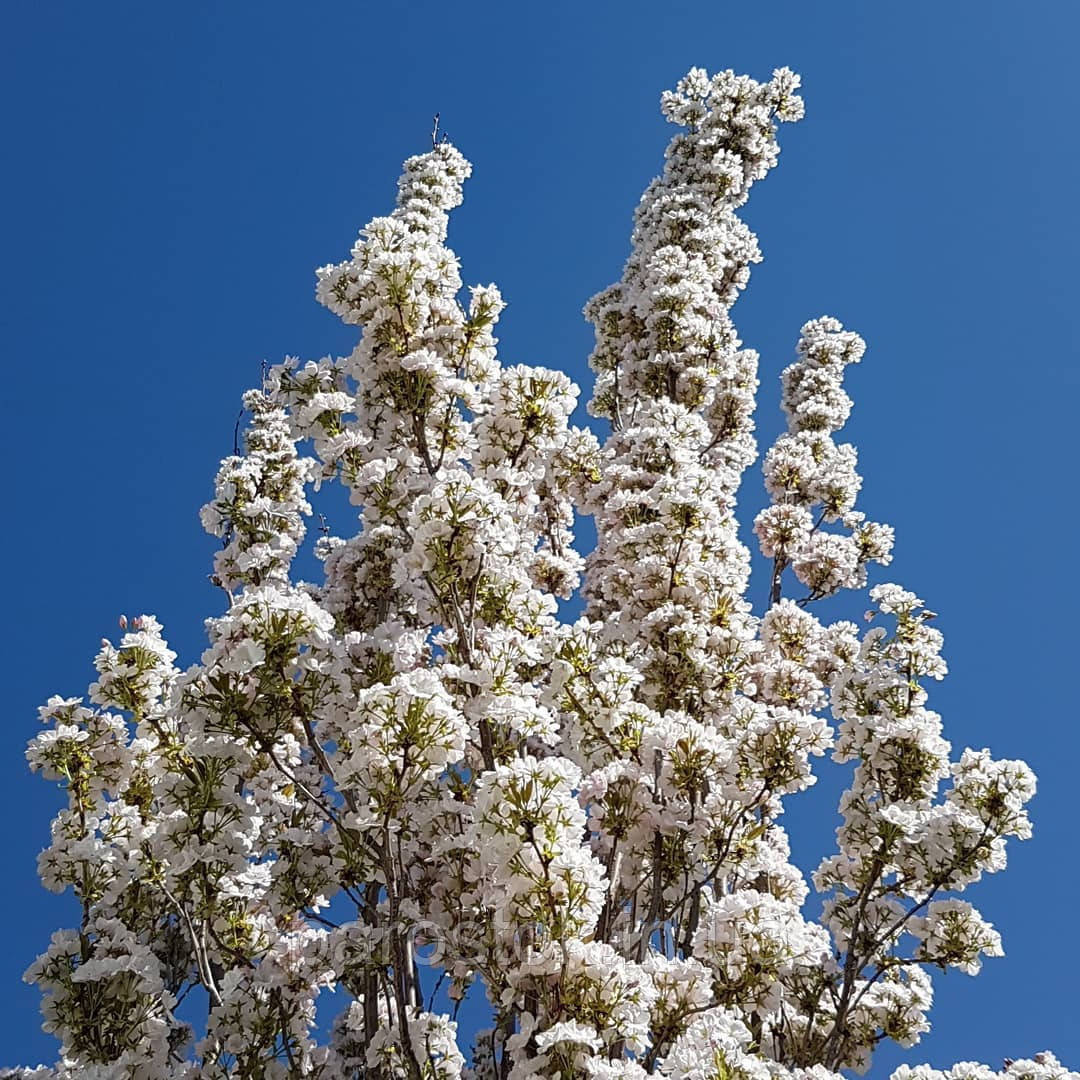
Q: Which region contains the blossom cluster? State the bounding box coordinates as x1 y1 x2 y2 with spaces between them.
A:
10 65 1069 1080
755 317 894 603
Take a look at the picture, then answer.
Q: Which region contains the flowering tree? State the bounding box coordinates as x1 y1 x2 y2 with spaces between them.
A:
9 66 1072 1080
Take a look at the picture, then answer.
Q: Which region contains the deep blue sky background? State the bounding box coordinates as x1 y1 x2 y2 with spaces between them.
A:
2 1 1078 1073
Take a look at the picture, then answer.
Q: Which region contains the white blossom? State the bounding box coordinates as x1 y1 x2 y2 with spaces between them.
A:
10 64 1064 1080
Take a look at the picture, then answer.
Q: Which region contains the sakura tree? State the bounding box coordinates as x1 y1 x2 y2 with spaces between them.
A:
10 66 1072 1080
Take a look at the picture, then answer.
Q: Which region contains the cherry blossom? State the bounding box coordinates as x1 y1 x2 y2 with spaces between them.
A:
9 66 1069 1080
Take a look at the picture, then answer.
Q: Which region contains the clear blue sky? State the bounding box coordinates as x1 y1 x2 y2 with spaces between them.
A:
2 1 1077 1073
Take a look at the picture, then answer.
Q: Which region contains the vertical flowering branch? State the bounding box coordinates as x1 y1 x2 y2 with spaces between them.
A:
755 317 894 608
12 67 1071 1080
